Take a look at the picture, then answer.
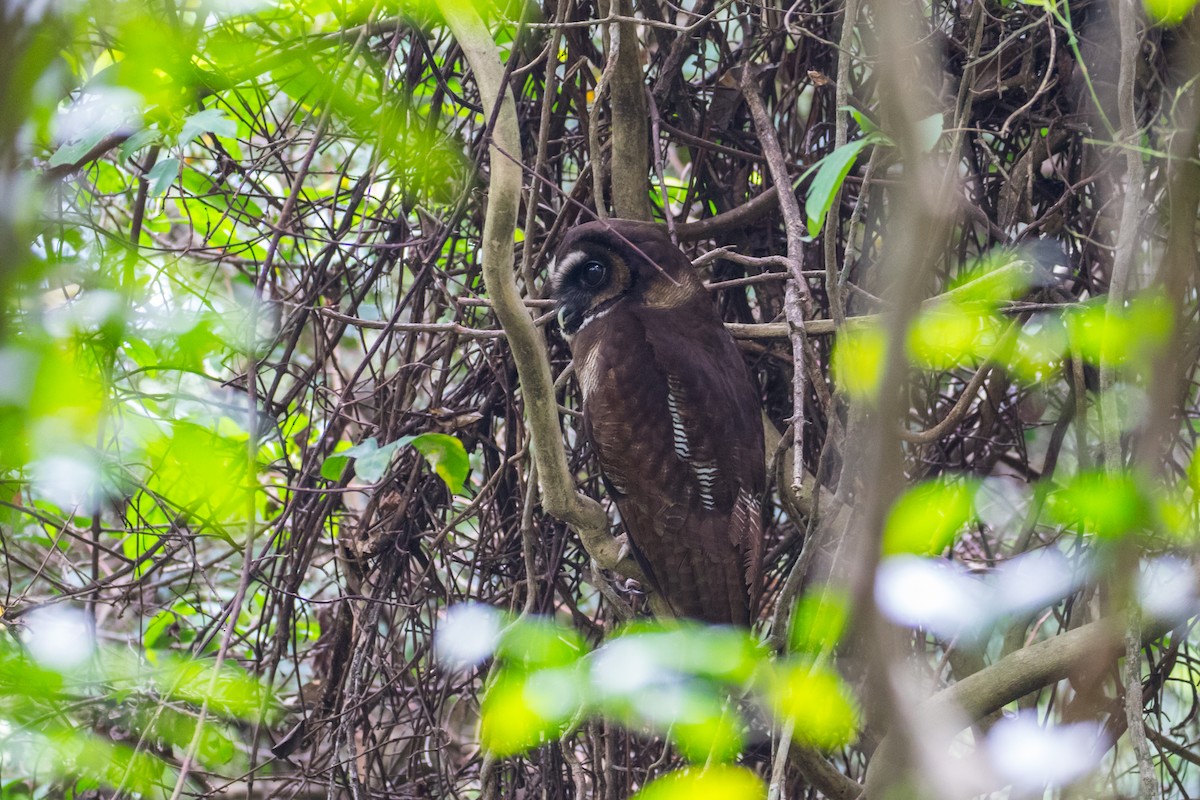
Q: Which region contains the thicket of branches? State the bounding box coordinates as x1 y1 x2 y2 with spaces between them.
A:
2 0 1199 796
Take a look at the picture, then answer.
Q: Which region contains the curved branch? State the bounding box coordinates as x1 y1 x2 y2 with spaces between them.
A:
862 612 1175 798
438 0 640 578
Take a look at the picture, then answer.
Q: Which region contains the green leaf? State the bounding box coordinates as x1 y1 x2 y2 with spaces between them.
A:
1065 294 1172 367
141 422 252 533
804 138 870 237
600 624 762 686
143 610 177 649
409 432 470 494
155 657 268 719
122 531 160 578
496 617 585 668
764 660 859 749
998 314 1069 384
907 302 1005 370
839 105 880 136
945 251 1046 304
119 128 160 160
883 478 978 556
179 108 237 147
1046 471 1148 538
321 453 350 481
1189 444 1200 494
480 666 583 756
146 157 180 197
335 434 469 490
665 692 744 763
49 130 109 168
630 766 766 800
788 590 849 655
1143 0 1197 25
342 437 401 483
832 324 886 400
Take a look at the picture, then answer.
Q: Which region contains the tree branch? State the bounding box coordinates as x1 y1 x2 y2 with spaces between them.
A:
862 612 1176 798
607 0 652 220
438 0 641 579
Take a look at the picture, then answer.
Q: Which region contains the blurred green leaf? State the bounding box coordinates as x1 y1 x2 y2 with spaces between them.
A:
1189 444 1200 493
907 302 1005 370
141 421 252 533
999 315 1069 383
1156 489 1197 540
788 590 849 656
603 624 762 685
666 693 744 763
1143 0 1197 24
1065 294 1172 368
1046 471 1148 539
496 617 585 668
30 343 106 451
764 661 859 750
179 109 237 147
883 477 978 556
630 766 766 800
832 325 886 400
480 667 581 756
944 251 1048 305
41 729 165 797
155 656 268 719
121 531 160 579
143 610 177 650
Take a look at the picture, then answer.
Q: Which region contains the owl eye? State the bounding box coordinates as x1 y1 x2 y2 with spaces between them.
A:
580 260 608 289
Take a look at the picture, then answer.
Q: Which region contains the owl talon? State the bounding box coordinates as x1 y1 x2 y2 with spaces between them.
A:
615 535 631 563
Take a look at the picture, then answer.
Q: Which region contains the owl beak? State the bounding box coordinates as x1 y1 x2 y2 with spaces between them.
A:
556 302 582 337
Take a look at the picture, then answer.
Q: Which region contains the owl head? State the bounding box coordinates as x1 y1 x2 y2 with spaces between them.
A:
549 220 704 337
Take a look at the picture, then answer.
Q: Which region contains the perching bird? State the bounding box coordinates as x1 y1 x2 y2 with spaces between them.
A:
549 219 765 626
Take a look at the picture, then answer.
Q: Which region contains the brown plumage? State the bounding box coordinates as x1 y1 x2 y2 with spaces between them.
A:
549 220 765 626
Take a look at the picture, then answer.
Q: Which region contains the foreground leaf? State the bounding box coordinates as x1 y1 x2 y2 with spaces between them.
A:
631 765 766 800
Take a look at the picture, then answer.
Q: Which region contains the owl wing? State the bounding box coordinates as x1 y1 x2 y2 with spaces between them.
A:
580 302 764 625
636 302 766 615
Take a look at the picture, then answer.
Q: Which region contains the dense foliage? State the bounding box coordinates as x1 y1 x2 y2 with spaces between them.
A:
1 0 1199 796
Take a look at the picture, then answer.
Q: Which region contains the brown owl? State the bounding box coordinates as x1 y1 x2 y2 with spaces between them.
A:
549 219 765 626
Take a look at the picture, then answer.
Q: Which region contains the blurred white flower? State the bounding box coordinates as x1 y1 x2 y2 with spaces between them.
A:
524 667 583 720
3 0 59 24
875 556 989 639
0 348 35 405
435 604 501 669
878 550 1086 641
54 87 142 148
986 712 1105 793
589 637 659 696
991 548 1081 619
44 290 123 337
24 606 95 671
29 454 102 510
1138 556 1198 624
